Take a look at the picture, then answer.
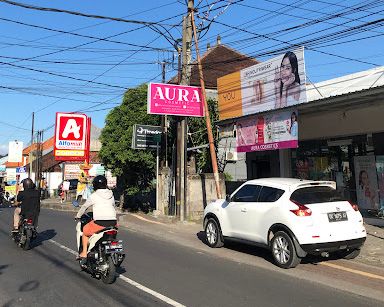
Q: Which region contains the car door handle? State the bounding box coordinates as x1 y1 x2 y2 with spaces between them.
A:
241 208 247 212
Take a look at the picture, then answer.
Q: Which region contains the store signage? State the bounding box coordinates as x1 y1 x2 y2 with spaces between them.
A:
64 163 81 180
16 167 26 173
54 113 90 161
6 168 16 183
218 47 307 120
236 110 298 152
147 83 204 117
8 141 23 163
132 124 162 150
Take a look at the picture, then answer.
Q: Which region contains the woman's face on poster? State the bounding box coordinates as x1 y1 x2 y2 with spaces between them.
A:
361 171 369 186
280 57 293 82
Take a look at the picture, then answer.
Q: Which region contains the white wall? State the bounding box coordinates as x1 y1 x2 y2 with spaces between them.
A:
300 103 384 140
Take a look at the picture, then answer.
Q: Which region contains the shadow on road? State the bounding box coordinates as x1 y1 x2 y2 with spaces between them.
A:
33 229 57 248
196 231 273 263
0 264 9 275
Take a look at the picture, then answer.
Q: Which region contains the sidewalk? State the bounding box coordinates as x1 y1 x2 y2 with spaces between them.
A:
41 199 384 268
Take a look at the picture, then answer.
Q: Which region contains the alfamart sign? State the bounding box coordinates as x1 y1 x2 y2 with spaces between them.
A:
54 112 90 161
147 83 204 117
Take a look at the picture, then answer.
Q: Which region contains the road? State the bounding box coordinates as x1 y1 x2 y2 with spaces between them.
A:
0 206 382 307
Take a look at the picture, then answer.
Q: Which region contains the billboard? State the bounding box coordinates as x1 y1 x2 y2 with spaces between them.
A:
354 156 379 210
8 141 23 163
236 110 298 152
132 124 162 150
147 83 204 117
54 113 90 161
218 47 307 120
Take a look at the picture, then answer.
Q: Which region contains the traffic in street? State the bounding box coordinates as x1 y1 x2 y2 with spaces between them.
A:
1 207 383 307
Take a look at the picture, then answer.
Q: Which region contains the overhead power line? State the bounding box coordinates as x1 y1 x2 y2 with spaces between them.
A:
0 0 177 26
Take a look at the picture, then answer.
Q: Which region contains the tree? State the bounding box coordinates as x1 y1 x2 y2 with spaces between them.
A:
187 97 221 173
99 84 160 199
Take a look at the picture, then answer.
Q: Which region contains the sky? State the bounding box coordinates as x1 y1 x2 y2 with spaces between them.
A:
0 0 383 155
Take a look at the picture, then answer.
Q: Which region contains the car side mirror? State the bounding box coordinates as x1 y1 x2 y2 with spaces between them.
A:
225 194 232 202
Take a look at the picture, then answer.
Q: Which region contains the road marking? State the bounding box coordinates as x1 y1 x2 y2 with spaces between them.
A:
47 239 185 307
320 262 384 281
131 214 166 225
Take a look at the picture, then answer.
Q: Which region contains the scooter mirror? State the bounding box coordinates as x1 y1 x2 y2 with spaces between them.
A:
72 200 79 207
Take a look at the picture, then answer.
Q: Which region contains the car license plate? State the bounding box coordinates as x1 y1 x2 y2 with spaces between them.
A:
327 211 348 222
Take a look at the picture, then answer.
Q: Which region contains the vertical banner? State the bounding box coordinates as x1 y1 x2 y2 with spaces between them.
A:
236 110 298 152
218 47 307 120
354 156 379 210
8 141 23 163
375 156 384 210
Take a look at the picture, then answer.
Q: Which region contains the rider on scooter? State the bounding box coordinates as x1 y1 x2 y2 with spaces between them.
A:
76 175 117 259
13 178 40 231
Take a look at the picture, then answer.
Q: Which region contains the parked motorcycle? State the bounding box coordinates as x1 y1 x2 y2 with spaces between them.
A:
12 217 37 250
76 212 125 284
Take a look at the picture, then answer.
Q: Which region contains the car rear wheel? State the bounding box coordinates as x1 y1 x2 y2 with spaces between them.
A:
271 231 301 269
205 218 224 248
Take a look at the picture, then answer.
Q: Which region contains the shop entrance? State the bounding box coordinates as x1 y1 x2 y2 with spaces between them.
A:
247 150 280 180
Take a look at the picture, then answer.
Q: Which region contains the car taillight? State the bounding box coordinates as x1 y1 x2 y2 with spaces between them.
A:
348 201 359 211
105 230 117 235
290 200 312 216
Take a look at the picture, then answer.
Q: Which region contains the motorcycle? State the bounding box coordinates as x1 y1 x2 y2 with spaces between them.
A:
12 217 37 250
76 212 125 284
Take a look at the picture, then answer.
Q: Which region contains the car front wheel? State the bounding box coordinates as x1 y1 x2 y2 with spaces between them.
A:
205 218 224 248
271 231 301 269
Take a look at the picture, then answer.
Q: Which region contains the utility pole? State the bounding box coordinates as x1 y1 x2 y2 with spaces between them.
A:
160 61 168 168
29 112 34 179
176 0 193 221
190 4 222 198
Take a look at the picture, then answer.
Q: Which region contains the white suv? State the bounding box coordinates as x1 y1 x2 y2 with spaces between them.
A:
203 178 366 268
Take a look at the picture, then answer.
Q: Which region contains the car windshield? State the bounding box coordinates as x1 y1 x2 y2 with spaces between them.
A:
290 186 345 204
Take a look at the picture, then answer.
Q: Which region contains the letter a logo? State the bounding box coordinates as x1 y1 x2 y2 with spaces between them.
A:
62 119 81 139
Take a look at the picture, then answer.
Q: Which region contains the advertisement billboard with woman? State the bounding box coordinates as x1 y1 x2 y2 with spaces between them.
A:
354 156 379 210
218 47 307 120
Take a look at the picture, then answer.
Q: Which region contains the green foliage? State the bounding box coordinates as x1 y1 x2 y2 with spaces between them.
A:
187 98 220 173
99 84 160 196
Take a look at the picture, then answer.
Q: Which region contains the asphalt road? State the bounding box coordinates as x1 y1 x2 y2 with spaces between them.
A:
0 206 382 307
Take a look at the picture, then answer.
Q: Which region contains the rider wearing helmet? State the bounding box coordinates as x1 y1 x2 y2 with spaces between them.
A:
76 175 116 259
13 178 40 231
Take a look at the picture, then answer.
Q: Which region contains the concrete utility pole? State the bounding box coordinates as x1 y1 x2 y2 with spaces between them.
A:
190 5 222 198
176 0 193 221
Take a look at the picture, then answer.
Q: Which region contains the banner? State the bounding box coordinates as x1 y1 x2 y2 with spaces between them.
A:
218 47 307 120
236 110 298 152
375 156 384 210
354 156 379 210
6 168 16 183
147 83 204 117
8 141 23 163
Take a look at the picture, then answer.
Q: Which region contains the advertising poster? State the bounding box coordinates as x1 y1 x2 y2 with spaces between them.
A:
354 156 379 210
6 168 16 183
147 83 204 117
218 47 307 120
8 141 23 163
375 156 384 210
236 110 298 152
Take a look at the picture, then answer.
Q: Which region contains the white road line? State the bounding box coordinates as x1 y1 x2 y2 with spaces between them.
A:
47 239 185 307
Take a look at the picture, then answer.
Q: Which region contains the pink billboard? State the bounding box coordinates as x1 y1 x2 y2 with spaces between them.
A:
147 83 204 117
236 110 298 152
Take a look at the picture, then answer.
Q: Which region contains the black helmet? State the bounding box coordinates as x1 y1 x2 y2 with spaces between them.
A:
22 178 34 190
93 175 107 191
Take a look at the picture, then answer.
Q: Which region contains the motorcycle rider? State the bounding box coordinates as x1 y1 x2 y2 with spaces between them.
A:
76 175 117 259
13 178 40 231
